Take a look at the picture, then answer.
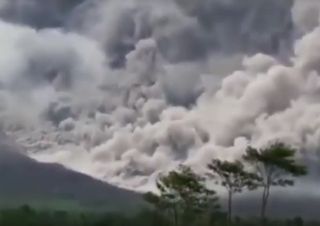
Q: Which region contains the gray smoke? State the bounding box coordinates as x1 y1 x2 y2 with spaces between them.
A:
67 0 294 66
0 0 319 192
0 0 296 68
0 0 84 28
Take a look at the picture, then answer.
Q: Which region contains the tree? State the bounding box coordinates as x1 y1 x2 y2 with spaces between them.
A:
207 159 255 225
243 142 307 224
144 165 220 226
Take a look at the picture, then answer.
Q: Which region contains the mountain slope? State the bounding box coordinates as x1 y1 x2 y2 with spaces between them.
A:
0 132 142 211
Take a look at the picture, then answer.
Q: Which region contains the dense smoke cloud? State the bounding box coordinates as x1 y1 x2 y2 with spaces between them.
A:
0 0 84 28
0 0 296 67
0 0 320 192
68 0 294 66
292 0 320 34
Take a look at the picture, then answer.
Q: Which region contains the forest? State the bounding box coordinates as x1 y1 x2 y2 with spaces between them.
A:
0 142 319 226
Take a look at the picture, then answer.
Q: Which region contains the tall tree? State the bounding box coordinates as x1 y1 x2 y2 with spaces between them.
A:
207 159 254 225
144 165 220 226
243 142 307 224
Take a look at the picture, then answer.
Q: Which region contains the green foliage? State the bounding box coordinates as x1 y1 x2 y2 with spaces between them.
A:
0 142 311 226
144 165 220 226
207 160 255 193
243 142 307 222
244 142 307 185
0 206 318 226
207 159 256 224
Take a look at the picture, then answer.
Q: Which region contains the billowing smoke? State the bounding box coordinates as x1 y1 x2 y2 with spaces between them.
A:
1 0 320 191
68 0 294 65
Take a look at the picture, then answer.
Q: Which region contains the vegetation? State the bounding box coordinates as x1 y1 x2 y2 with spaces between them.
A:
0 142 314 226
144 165 220 226
207 160 255 225
143 141 309 226
0 205 320 226
243 142 307 224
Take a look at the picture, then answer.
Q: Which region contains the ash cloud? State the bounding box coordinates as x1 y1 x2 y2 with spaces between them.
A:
0 0 320 193
0 0 84 28
66 0 294 66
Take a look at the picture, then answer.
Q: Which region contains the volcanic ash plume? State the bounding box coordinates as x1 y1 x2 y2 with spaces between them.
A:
0 0 320 190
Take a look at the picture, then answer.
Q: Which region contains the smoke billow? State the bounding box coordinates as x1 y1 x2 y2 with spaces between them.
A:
0 0 320 191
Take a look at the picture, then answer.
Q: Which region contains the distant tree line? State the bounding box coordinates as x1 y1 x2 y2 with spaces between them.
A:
1 205 318 226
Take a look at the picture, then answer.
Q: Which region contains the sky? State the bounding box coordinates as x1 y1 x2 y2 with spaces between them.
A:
0 0 320 192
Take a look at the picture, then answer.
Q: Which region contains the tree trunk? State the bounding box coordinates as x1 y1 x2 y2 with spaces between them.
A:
261 186 270 226
173 206 178 226
228 191 233 226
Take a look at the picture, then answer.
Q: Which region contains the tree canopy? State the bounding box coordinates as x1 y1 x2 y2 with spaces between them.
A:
144 165 220 226
243 142 307 223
